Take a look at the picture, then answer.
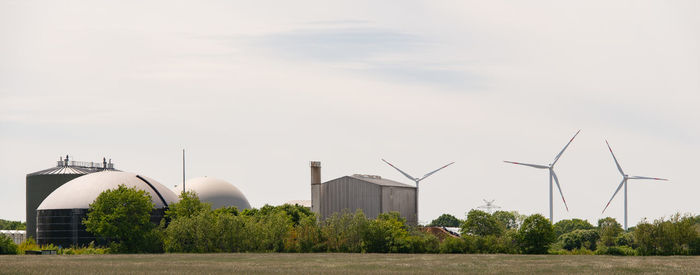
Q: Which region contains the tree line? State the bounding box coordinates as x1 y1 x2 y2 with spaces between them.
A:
2 185 697 255
0 219 25 230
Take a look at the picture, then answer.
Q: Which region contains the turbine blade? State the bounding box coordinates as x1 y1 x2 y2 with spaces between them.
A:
605 140 625 176
551 170 569 212
381 159 417 181
503 161 548 169
419 162 455 181
628 175 668 181
602 179 625 214
552 129 581 165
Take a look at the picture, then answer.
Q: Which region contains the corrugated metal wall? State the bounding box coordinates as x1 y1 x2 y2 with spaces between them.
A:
381 186 417 225
320 176 381 220
318 176 417 224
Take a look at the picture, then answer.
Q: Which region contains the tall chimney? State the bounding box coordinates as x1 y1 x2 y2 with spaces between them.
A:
310 161 321 214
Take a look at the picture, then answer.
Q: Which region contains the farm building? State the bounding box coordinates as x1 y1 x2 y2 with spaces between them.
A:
310 161 417 225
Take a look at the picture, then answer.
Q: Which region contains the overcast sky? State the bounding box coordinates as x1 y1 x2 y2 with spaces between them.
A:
1 1 698 225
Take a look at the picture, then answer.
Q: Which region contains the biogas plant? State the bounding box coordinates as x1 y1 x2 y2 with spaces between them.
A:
25 155 449 247
26 156 251 247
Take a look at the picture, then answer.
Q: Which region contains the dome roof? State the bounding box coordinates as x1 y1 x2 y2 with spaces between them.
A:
38 171 179 210
184 177 251 210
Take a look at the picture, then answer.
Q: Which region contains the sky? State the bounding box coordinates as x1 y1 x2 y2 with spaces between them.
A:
1 0 698 226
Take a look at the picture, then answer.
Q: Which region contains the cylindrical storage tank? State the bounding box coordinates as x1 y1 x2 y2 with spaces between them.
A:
26 165 93 241
36 171 178 247
184 177 251 210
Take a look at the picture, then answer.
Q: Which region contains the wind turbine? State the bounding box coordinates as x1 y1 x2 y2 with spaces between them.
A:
381 159 454 225
504 130 580 222
477 199 501 214
602 140 668 230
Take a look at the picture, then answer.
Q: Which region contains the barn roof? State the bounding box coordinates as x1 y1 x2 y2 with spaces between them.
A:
348 174 415 188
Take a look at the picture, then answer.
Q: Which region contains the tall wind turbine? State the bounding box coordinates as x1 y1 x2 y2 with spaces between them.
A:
381 159 454 225
504 130 580 222
602 140 668 230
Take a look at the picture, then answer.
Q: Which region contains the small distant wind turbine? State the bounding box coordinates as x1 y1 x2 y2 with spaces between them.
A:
477 199 501 214
381 159 454 225
504 130 580 222
602 140 668 230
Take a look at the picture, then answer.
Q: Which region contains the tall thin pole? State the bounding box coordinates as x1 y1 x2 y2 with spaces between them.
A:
624 179 628 231
549 170 553 223
182 149 186 193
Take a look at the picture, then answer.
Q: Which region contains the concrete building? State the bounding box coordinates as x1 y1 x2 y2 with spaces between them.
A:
25 156 116 240
310 161 418 225
182 177 251 210
36 171 178 247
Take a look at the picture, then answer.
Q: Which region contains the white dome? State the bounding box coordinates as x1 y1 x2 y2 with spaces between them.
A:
184 177 251 210
38 171 179 210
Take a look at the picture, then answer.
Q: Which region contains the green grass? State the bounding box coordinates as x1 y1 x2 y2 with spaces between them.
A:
0 253 698 274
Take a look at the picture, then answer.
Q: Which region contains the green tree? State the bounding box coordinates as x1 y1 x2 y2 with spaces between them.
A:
362 212 410 253
634 214 699 255
517 214 555 254
429 214 461 227
321 209 368 252
461 210 504 237
597 217 623 247
0 219 25 230
83 185 161 253
165 191 211 220
553 218 594 237
559 229 599 251
277 204 314 226
493 211 520 230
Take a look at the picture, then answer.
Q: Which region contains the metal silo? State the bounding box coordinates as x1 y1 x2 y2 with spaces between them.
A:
25 156 114 240
36 171 178 246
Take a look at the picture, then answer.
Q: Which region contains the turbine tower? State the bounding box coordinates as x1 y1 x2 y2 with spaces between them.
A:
602 140 668 231
381 159 454 225
477 199 501 214
504 130 580 222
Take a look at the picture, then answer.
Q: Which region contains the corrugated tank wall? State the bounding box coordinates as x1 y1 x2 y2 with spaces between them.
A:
25 174 86 241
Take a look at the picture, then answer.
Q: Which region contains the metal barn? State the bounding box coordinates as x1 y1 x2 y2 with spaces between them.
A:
310 162 417 225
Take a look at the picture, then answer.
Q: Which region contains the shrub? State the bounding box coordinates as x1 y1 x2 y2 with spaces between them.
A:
439 237 469 253
0 234 17 255
16 238 38 254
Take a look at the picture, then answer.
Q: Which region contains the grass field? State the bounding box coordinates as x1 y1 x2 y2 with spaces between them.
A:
0 253 698 274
